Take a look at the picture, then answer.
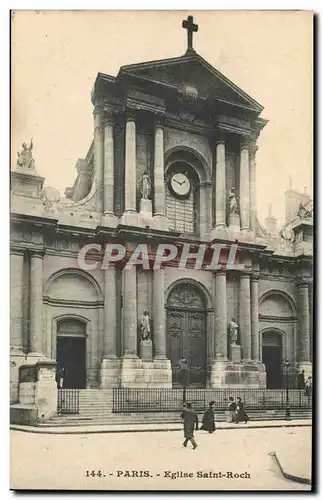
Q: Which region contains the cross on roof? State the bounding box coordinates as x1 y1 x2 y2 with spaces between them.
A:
182 15 198 53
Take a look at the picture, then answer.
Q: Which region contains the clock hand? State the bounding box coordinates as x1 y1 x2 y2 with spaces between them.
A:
173 179 182 185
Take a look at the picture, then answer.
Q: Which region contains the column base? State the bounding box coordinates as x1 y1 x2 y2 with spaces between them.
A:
10 350 27 404
296 361 312 379
100 357 122 388
210 360 266 388
239 229 255 243
121 210 138 226
120 357 172 387
102 212 119 228
209 226 228 241
151 214 169 231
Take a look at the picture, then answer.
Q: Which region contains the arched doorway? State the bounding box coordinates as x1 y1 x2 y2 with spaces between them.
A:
166 282 207 387
56 318 87 389
262 330 283 389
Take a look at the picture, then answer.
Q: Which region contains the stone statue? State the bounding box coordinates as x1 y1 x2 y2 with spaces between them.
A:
228 188 239 214
17 139 35 169
140 172 151 200
297 202 312 219
140 310 151 341
228 317 239 345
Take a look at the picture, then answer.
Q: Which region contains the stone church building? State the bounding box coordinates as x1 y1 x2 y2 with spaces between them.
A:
10 17 313 403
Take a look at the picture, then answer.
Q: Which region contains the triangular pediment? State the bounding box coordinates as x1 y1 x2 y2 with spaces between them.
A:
118 52 263 113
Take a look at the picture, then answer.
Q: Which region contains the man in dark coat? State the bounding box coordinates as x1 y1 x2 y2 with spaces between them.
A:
298 370 305 390
182 403 199 449
201 401 216 433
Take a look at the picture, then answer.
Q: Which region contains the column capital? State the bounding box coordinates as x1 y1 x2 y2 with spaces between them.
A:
251 273 260 282
93 111 105 130
240 136 250 150
11 247 25 257
240 270 251 279
153 111 166 128
214 269 227 277
215 134 226 146
297 280 310 289
249 142 258 158
124 107 138 122
30 250 45 259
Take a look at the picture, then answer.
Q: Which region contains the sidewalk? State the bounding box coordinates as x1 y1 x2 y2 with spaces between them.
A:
11 418 311 435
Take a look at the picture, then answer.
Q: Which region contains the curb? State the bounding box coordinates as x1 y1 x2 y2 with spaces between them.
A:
10 422 312 436
269 452 311 486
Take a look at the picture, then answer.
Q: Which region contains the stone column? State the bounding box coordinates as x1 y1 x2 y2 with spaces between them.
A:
122 266 138 358
29 252 44 356
298 282 311 363
214 271 228 359
251 274 260 361
10 250 24 352
94 107 104 213
249 143 258 234
153 268 166 359
122 111 137 225
103 112 115 217
239 272 251 361
240 139 250 231
100 266 121 388
103 266 117 357
152 115 168 230
215 138 226 228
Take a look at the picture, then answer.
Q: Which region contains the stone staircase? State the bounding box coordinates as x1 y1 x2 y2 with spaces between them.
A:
40 389 312 427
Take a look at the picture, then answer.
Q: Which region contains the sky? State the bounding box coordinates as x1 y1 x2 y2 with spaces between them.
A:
11 10 313 227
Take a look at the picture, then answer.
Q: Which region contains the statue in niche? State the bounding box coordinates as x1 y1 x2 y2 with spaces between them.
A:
140 310 151 341
228 317 239 345
140 171 152 200
228 188 239 214
17 139 35 169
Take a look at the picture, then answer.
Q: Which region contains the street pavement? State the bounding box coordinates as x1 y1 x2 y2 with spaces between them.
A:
10 426 311 491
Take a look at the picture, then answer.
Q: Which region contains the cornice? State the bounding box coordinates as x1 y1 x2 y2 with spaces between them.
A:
43 296 104 308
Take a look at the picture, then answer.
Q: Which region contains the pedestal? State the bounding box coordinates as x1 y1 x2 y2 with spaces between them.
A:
296 361 312 380
10 350 26 404
229 343 241 362
210 360 266 388
140 339 153 362
100 357 122 388
120 357 172 387
228 212 240 229
11 359 57 425
139 198 153 227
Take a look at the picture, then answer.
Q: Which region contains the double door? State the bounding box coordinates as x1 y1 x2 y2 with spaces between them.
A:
166 308 206 387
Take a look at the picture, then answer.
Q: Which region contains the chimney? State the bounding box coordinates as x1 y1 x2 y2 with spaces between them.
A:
285 176 311 223
265 203 277 237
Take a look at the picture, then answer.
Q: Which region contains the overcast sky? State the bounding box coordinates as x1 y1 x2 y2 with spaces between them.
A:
11 10 312 226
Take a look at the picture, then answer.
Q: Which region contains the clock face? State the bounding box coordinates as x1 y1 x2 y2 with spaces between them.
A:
170 173 191 198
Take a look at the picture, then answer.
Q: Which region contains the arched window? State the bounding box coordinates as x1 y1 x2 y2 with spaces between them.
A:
165 161 199 235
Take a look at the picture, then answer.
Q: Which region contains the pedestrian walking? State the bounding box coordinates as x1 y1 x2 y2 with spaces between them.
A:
227 396 236 423
201 401 216 433
234 397 249 423
182 403 199 449
180 402 187 421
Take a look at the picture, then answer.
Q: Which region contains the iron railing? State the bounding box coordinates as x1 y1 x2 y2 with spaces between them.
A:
112 388 312 413
57 389 80 414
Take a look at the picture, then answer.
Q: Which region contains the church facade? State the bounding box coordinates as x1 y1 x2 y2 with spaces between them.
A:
10 18 313 402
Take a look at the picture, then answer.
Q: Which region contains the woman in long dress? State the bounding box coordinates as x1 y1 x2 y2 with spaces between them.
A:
201 401 216 433
234 397 249 424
